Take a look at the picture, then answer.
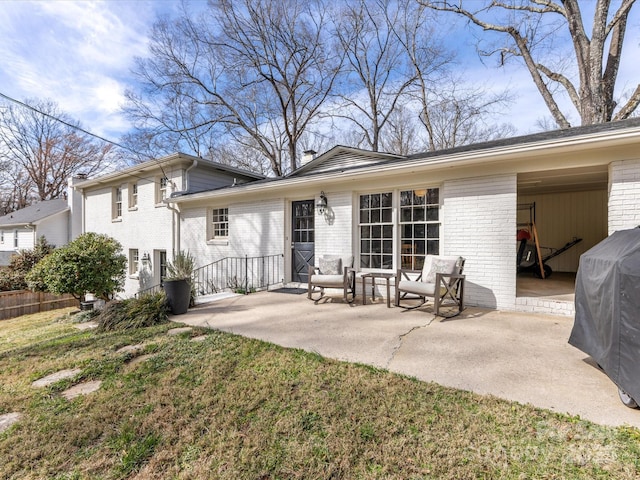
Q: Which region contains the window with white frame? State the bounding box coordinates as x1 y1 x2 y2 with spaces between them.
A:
399 188 440 270
14 230 18 248
156 176 169 203
0 230 4 243
128 182 138 209
113 186 123 219
129 248 139 275
209 208 229 239
359 192 393 269
358 188 440 271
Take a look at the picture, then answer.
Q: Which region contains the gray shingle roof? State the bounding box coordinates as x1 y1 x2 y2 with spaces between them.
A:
0 199 68 227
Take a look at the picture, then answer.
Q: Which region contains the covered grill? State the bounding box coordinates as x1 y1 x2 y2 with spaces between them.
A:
569 227 640 408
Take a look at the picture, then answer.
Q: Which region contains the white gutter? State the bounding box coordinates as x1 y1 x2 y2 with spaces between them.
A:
165 157 198 256
168 124 640 205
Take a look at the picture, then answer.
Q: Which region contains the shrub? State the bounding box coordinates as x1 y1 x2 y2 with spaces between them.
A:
0 236 55 291
96 292 169 332
27 232 127 305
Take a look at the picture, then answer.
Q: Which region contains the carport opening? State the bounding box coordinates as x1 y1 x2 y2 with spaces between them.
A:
516 165 609 303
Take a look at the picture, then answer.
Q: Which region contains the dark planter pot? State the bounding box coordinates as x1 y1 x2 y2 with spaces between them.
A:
163 279 191 315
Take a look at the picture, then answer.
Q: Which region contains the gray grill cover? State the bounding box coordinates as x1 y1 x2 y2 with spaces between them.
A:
569 228 640 401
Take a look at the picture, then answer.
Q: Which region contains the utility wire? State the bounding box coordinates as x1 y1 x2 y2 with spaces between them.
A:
0 91 172 183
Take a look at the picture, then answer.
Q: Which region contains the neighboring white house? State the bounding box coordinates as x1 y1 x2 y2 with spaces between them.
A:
166 118 640 316
0 198 74 266
73 152 264 297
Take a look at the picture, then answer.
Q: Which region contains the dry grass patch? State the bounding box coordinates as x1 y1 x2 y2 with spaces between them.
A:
0 309 639 479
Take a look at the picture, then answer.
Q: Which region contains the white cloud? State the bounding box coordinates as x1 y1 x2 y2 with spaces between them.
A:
0 0 161 138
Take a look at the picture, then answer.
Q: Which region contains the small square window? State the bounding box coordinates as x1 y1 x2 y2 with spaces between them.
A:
209 208 229 240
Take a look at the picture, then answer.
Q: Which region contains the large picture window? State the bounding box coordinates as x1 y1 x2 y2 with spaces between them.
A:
359 192 393 269
400 188 439 270
358 188 440 271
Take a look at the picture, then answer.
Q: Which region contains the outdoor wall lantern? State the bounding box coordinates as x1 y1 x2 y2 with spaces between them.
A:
316 191 328 215
141 252 151 266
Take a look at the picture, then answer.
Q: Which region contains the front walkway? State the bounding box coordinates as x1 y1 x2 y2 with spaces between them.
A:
174 290 640 429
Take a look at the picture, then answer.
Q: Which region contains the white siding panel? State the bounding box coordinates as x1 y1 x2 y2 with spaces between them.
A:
443 175 517 310
37 211 70 248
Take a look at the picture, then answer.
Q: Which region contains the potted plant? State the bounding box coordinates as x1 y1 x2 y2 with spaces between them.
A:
163 250 195 315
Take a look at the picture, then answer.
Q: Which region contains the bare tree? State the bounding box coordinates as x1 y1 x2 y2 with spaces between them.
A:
332 0 418 152
421 0 640 127
0 99 113 211
125 0 340 176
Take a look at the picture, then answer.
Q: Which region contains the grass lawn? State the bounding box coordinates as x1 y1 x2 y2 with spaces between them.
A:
1 308 639 479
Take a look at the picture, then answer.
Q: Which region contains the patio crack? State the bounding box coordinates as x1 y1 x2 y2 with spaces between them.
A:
385 316 435 369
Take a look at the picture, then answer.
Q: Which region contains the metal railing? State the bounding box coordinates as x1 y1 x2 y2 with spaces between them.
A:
135 283 164 298
135 254 284 299
193 254 284 296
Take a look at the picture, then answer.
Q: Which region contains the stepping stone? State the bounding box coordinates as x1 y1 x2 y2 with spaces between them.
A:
75 321 99 330
167 327 193 336
191 335 208 342
32 368 82 388
116 344 145 354
127 354 154 366
61 380 102 400
0 412 22 434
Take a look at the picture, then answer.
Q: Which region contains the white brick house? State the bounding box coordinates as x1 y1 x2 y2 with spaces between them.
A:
169 118 640 315
73 153 264 297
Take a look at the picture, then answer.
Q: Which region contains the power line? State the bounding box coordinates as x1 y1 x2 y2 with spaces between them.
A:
0 91 173 183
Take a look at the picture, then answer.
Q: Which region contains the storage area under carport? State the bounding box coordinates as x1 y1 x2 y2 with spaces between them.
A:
515 165 609 315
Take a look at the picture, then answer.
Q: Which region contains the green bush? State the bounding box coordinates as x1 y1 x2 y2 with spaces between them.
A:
96 292 169 332
27 232 127 304
0 236 55 291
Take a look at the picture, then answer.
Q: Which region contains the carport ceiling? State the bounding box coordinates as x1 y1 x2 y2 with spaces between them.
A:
518 165 608 195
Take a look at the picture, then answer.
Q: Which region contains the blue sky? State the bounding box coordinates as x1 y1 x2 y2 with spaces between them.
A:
1 0 639 145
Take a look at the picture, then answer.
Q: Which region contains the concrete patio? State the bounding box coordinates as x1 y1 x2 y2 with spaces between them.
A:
172 290 640 429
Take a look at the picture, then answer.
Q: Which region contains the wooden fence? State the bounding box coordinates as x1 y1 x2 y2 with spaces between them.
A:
0 290 78 321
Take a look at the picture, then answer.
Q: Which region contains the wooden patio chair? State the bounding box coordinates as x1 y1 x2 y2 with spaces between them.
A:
308 255 356 303
395 255 465 317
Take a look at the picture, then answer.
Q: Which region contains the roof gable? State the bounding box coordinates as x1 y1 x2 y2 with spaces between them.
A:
289 146 405 177
0 199 68 227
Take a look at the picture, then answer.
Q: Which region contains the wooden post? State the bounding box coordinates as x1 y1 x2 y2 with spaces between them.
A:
531 221 546 279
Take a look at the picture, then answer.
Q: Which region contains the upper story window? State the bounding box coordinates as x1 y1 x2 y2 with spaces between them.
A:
209 207 229 240
113 186 123 219
128 182 138 209
0 230 4 244
156 176 169 204
14 230 18 248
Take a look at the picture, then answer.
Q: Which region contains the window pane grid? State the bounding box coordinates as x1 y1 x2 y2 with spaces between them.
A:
359 193 393 270
400 188 440 270
211 208 229 238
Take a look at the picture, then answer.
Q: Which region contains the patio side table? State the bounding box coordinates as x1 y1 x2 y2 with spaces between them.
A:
361 272 395 308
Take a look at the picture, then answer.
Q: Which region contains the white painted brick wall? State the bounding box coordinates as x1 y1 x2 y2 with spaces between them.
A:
84 179 175 297
609 159 640 234
443 175 517 310
314 190 353 263
181 198 285 266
